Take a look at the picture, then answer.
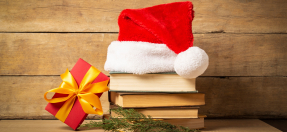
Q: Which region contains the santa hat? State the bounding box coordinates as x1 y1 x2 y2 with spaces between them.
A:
104 1 209 78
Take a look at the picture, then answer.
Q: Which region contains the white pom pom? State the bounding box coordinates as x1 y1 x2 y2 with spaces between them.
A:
174 47 209 78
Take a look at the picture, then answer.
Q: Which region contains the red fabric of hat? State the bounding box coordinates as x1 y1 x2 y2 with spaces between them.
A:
118 1 194 54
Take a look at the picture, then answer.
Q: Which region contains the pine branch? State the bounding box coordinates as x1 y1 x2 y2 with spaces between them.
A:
80 106 201 132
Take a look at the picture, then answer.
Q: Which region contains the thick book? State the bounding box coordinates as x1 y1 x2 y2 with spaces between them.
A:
103 114 206 130
111 106 199 118
109 91 205 108
109 72 196 92
163 115 206 129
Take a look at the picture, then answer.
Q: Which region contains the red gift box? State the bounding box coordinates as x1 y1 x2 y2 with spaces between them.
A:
45 58 110 130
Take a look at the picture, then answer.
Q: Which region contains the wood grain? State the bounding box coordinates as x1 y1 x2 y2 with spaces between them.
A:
0 0 286 33
1 76 286 119
203 119 281 132
0 33 117 75
1 33 286 76
198 34 287 76
0 0 285 121
197 77 287 118
0 76 110 119
0 120 281 132
0 120 106 131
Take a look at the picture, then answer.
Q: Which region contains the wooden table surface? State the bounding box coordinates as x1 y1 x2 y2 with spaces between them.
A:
0 119 281 132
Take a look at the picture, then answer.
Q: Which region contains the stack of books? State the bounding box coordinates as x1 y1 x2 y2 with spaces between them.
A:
108 72 206 129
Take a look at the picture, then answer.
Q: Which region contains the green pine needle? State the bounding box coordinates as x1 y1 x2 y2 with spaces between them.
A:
80 106 201 132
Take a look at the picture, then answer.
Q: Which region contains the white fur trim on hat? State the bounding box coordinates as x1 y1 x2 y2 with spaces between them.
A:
104 41 209 78
104 41 177 74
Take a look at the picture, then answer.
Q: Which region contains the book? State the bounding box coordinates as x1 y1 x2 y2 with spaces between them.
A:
109 91 205 108
111 106 199 118
163 115 206 129
103 114 206 130
109 72 196 92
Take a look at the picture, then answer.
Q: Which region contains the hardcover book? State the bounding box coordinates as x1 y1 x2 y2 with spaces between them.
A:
163 115 206 129
109 91 205 108
110 106 199 119
109 72 196 92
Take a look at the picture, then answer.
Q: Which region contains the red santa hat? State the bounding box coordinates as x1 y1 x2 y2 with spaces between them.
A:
104 1 209 78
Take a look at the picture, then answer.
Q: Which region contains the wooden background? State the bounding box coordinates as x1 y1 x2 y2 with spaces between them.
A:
0 0 286 119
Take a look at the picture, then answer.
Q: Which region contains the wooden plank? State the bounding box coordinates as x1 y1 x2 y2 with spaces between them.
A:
0 76 110 119
1 76 286 119
0 120 281 132
197 77 287 118
0 33 116 75
0 0 286 33
1 33 286 76
198 34 287 76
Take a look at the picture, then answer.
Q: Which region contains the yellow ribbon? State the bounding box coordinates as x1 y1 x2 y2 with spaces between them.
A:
44 66 109 122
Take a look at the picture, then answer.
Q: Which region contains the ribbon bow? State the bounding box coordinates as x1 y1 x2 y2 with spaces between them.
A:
44 66 109 122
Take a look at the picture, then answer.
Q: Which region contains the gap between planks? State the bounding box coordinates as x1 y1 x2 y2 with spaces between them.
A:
0 32 287 34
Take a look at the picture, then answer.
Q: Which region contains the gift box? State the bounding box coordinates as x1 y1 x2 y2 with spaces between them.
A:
44 58 110 130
